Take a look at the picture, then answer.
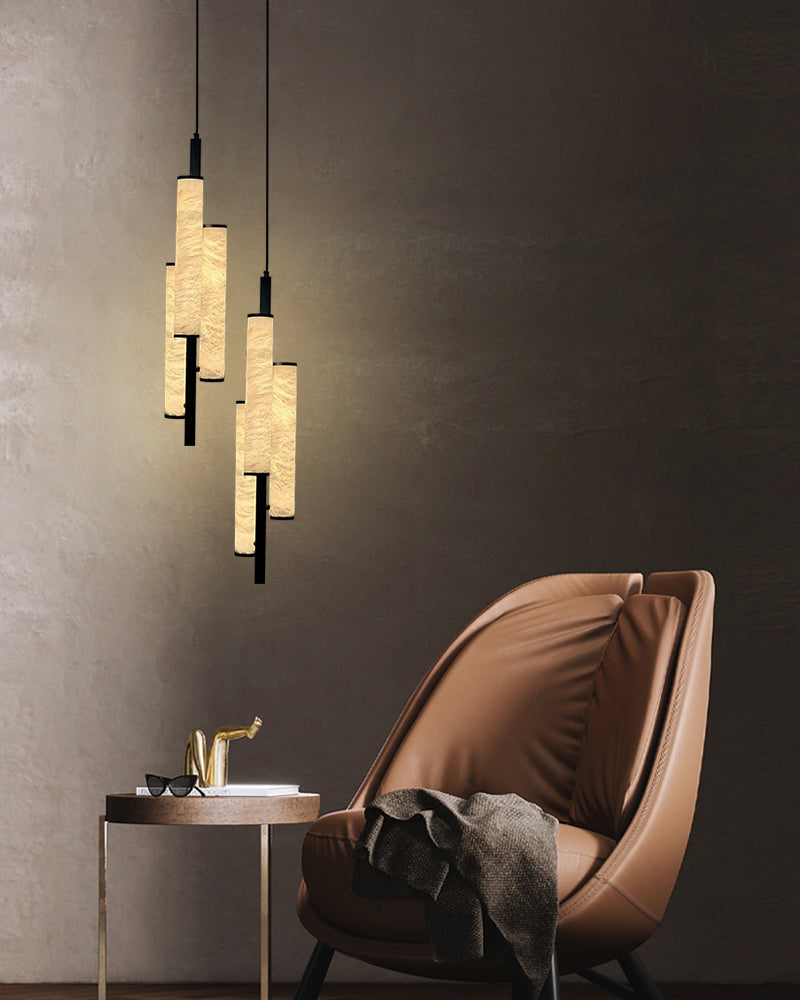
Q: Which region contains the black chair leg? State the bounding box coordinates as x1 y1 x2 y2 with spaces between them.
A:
578 950 662 1000
294 941 335 1000
618 951 663 1000
511 951 560 1000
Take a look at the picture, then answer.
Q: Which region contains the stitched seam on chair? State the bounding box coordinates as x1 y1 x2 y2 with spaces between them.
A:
558 849 611 860
568 615 622 825
595 874 661 925
559 871 659 926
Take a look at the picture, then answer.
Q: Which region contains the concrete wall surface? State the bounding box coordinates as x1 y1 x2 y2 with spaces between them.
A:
0 0 796 985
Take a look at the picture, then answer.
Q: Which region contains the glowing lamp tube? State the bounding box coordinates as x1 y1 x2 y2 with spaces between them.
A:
243 315 273 474
270 363 297 519
199 224 226 380
164 263 186 417
235 402 257 556
173 176 203 339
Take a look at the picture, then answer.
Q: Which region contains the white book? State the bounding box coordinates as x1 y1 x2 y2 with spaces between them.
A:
135 783 300 797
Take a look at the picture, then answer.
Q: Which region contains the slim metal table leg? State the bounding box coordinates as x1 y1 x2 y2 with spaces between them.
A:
260 824 272 1000
98 815 107 1000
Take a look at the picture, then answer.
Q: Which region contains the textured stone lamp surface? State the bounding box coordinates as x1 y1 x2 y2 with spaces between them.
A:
173 176 203 339
164 263 186 417
270 363 297 518
235 402 257 555
199 223 226 380
244 314 274 474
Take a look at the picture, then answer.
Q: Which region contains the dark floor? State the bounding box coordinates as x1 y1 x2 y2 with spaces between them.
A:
1 985 797 1000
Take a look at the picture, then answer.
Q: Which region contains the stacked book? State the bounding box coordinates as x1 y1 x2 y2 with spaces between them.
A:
135 783 300 797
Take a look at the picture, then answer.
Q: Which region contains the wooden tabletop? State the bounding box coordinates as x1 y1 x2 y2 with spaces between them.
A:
105 792 319 826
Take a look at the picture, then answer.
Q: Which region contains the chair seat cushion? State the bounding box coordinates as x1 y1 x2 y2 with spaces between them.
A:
302 807 615 942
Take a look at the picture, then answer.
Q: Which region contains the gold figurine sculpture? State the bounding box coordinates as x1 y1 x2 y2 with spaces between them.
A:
182 716 262 787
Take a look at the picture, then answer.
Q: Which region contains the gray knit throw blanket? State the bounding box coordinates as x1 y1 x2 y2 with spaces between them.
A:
351 788 558 994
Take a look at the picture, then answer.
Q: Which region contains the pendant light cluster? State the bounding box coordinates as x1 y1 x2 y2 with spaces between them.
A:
165 0 227 446
234 0 296 585
165 0 296 584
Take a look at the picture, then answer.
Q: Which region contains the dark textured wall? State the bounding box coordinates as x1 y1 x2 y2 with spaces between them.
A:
1 0 795 984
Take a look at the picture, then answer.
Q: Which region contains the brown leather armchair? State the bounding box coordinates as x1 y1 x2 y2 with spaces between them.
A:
295 571 714 1000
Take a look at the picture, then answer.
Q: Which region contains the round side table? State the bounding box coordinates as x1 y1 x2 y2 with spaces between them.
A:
98 792 319 1000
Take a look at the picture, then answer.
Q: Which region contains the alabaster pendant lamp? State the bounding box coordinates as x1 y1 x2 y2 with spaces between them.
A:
165 0 227 446
235 0 297 584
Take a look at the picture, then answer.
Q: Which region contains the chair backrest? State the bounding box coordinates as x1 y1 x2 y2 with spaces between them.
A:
352 572 699 844
351 573 640 812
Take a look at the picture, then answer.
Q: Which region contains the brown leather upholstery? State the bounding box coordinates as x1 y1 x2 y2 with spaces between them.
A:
297 571 714 979
569 593 686 839
377 593 626 818
302 809 615 943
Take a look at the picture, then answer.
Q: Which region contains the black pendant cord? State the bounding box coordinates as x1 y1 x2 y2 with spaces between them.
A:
195 0 200 136
265 0 269 273
190 0 202 177
261 0 272 316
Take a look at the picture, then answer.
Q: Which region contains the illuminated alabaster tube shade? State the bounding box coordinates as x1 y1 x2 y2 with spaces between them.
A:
174 177 204 338
164 263 186 417
235 403 257 556
244 315 274 474
270 364 297 519
199 224 226 380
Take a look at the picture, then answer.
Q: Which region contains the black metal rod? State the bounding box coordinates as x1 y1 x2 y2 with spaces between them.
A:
260 271 272 317
293 942 334 1000
618 952 664 1000
183 336 198 446
254 473 268 583
195 0 199 135
189 134 201 177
